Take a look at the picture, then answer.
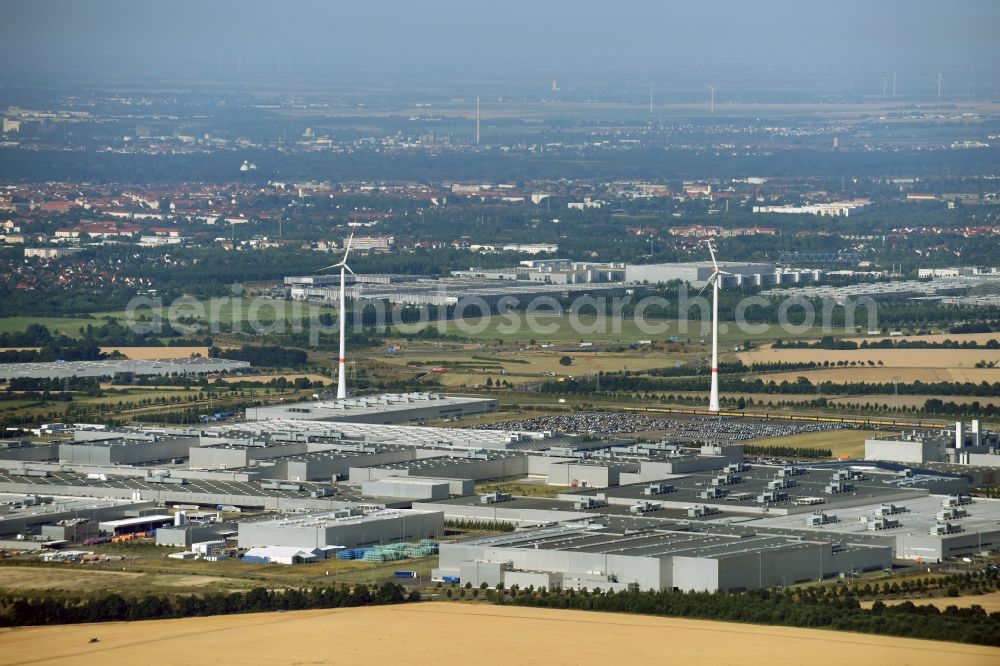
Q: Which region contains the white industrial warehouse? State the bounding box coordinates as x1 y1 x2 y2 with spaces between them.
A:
246 392 498 424
433 522 891 592
0 403 997 592
237 508 444 550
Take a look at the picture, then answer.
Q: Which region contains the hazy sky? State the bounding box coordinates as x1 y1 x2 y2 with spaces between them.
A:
2 0 998 90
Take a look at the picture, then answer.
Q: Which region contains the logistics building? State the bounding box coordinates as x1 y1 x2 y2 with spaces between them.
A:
434 523 891 592
237 508 444 550
865 420 999 466
623 262 818 288
287 275 630 307
247 393 498 425
0 357 249 381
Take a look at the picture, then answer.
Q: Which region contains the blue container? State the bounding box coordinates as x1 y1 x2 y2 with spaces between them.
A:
242 555 270 564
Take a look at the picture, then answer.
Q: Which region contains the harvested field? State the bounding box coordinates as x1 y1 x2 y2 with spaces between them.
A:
825 395 1000 409
739 348 1000 368
0 566 239 594
0 346 212 360
383 350 681 375
392 314 821 342
385 349 686 389
1 602 995 666
216 373 330 384
0 566 141 591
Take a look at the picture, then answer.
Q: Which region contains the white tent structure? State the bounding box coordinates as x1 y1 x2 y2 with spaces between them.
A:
243 546 335 565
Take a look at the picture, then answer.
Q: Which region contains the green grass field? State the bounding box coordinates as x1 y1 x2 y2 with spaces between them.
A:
745 429 891 459
1 298 341 339
0 316 117 337
475 481 566 498
5 300 840 346
391 314 828 343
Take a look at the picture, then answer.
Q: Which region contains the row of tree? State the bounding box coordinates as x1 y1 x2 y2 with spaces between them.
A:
0 582 415 627
743 444 833 459
541 375 1000 398
212 345 308 368
444 519 517 533
776 336 999 350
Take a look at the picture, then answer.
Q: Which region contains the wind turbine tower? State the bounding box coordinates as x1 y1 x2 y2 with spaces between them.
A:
703 241 729 412
475 97 480 145
649 88 653 114
708 85 717 114
937 73 944 100
332 226 357 399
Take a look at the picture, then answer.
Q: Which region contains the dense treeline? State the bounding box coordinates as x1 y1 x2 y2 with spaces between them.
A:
743 444 833 459
2 377 103 401
633 360 821 378
776 336 1000 350
0 325 118 364
717 395 998 419
541 375 1000 398
922 399 1000 417
0 582 415 627
212 345 308 368
508 586 1000 646
847 569 998 600
0 284 139 318
444 519 517 533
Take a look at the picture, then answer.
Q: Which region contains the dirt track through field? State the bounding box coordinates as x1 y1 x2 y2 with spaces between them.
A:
0 602 996 666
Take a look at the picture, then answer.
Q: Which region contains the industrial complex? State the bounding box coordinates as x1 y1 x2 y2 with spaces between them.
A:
245 392 498 424
865 420 999 466
0 405 997 590
284 258 825 306
0 357 250 381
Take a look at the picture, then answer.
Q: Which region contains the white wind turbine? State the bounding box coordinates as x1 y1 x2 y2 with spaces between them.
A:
318 225 358 400
700 240 730 412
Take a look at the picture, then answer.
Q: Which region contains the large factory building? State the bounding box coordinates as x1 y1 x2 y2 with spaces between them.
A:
435 523 891 593
238 508 444 550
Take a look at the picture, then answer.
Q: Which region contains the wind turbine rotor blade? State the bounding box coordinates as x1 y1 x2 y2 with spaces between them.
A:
697 273 717 297
342 224 357 262
314 263 343 274
706 243 719 272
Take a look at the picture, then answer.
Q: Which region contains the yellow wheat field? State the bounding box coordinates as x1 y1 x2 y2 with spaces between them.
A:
0 602 995 666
